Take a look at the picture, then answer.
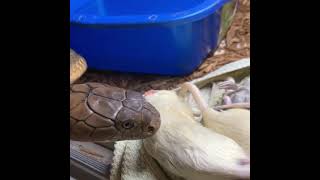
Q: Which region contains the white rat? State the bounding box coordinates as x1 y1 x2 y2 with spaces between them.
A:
143 90 250 180
179 82 250 155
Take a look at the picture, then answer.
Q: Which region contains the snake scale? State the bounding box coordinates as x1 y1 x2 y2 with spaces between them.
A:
70 49 161 142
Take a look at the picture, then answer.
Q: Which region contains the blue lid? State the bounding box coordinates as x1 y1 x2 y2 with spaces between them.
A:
70 0 230 25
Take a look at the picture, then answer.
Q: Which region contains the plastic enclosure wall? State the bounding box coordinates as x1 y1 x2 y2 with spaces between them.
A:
70 0 229 75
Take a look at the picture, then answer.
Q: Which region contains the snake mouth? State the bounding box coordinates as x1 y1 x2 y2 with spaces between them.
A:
143 129 155 137
143 90 158 97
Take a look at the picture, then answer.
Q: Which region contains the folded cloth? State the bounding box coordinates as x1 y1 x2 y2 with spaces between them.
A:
110 140 184 180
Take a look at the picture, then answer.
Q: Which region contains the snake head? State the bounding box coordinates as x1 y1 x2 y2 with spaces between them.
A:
141 101 161 137
110 90 161 140
71 84 161 142
113 100 161 140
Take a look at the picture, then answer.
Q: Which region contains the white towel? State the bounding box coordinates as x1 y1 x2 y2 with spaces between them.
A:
110 140 183 180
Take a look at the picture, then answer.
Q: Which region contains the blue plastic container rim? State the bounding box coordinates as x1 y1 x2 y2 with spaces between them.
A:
70 0 231 26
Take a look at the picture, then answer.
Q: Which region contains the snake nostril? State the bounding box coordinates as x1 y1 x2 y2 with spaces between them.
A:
147 126 155 133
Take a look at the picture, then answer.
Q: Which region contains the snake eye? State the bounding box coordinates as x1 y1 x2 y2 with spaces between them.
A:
122 120 135 129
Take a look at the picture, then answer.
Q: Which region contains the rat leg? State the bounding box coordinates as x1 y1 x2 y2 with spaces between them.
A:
224 85 249 100
233 86 249 93
228 86 250 103
217 92 248 109
217 77 240 106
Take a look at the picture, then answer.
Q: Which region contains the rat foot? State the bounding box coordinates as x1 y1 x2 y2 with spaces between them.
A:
217 77 238 90
223 95 233 105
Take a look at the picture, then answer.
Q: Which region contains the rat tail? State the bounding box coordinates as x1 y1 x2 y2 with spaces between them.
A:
179 82 211 113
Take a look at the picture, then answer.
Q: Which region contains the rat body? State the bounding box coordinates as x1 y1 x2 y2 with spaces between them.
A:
180 83 250 155
143 90 250 180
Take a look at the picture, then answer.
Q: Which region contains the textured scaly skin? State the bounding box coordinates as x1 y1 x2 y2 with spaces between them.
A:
70 49 87 84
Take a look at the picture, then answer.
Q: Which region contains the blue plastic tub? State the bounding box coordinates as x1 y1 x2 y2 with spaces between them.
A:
70 0 231 75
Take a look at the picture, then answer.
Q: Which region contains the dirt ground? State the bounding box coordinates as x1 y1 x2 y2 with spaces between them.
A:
77 0 250 92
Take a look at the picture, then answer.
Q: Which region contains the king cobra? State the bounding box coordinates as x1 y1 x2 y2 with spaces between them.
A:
70 49 161 142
